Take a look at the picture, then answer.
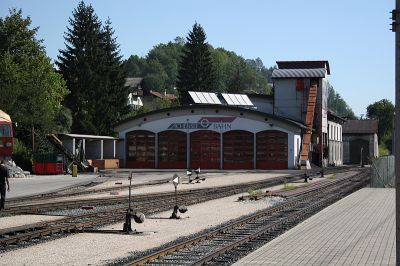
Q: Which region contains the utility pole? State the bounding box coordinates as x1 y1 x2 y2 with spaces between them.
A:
392 2 400 265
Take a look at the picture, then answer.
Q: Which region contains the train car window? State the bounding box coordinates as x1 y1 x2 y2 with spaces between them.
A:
0 124 11 137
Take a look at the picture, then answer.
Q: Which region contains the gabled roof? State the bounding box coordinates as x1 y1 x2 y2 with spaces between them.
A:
272 68 326 79
125 77 144 87
150 90 177 100
276 60 330 75
342 120 378 134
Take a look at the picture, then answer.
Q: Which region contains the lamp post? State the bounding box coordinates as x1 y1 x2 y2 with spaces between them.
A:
391 2 400 263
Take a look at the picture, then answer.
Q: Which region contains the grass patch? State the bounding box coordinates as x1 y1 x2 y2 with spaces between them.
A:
247 189 263 198
283 183 296 190
327 174 336 179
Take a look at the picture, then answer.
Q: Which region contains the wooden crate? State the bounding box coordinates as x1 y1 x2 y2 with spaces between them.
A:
90 159 119 170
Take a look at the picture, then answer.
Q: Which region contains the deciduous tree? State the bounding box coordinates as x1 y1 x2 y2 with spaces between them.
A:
367 99 394 148
0 8 68 151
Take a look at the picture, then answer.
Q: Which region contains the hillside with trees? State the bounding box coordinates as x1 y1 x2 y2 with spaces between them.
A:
327 82 357 119
123 29 273 101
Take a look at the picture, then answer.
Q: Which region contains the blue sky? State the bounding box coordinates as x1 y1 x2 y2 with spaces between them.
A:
0 0 394 117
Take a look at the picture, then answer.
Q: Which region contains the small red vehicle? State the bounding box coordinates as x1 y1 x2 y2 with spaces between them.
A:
0 110 13 160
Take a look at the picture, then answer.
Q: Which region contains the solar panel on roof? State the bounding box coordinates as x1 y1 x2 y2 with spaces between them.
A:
203 93 214 104
196 92 207 103
189 91 202 103
242 95 253 106
221 93 234 105
189 91 222 105
222 93 254 106
210 93 222 104
237 95 247 105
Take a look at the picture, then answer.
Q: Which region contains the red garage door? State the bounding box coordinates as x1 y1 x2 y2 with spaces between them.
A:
158 130 187 169
126 130 155 168
190 130 220 169
223 130 254 169
256 130 288 169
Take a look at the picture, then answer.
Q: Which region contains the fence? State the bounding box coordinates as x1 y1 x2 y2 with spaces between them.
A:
370 155 395 188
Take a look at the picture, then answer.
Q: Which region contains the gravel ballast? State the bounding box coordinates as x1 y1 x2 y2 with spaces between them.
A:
0 193 284 265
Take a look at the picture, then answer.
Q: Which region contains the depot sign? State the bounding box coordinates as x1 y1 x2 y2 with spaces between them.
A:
168 117 236 130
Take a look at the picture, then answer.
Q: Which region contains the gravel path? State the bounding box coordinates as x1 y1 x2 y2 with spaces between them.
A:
0 215 64 230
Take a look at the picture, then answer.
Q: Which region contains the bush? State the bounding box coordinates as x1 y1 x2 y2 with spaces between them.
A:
12 138 32 172
379 143 389 156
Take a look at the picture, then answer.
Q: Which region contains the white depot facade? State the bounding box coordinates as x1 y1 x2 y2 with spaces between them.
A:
328 120 343 166
115 105 303 170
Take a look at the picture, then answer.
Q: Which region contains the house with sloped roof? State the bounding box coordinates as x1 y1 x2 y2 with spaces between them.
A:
342 119 379 164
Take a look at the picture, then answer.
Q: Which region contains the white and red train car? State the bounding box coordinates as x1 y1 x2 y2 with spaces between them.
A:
0 110 13 160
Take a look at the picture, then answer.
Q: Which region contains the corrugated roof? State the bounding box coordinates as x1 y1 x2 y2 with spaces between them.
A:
272 68 326 79
125 77 144 87
276 60 330 74
342 120 378 134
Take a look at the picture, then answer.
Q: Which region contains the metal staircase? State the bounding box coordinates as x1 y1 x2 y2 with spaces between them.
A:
46 134 93 172
299 84 318 169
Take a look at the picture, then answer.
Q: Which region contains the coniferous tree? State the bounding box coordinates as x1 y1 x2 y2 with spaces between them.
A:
57 2 128 135
95 18 129 135
57 1 103 134
177 23 215 104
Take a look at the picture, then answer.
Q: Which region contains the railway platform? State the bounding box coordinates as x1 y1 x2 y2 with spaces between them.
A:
233 187 395 265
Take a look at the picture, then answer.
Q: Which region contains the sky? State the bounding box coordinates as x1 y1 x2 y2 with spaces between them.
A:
0 0 395 117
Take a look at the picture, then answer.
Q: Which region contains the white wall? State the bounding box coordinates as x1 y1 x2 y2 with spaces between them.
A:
328 121 343 166
116 108 303 169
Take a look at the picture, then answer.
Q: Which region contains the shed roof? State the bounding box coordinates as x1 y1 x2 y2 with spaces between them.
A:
59 133 118 140
272 68 326 79
342 120 378 134
276 60 330 74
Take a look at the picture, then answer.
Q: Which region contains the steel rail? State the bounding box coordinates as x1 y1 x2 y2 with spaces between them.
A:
125 168 369 266
2 166 349 216
0 167 358 248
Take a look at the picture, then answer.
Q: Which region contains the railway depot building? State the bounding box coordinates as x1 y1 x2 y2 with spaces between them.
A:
115 60 344 170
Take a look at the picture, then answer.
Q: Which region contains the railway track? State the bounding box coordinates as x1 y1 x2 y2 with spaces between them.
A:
6 178 169 206
2 166 350 217
124 168 369 266
0 167 359 249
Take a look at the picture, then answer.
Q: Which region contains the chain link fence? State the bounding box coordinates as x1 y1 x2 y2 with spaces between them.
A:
370 155 395 188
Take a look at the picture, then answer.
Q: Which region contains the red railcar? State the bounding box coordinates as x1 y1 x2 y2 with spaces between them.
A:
0 110 13 160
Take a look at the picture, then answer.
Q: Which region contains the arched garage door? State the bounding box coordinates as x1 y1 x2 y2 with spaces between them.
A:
256 130 288 169
158 130 187 169
190 130 220 169
126 130 155 168
223 130 254 169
